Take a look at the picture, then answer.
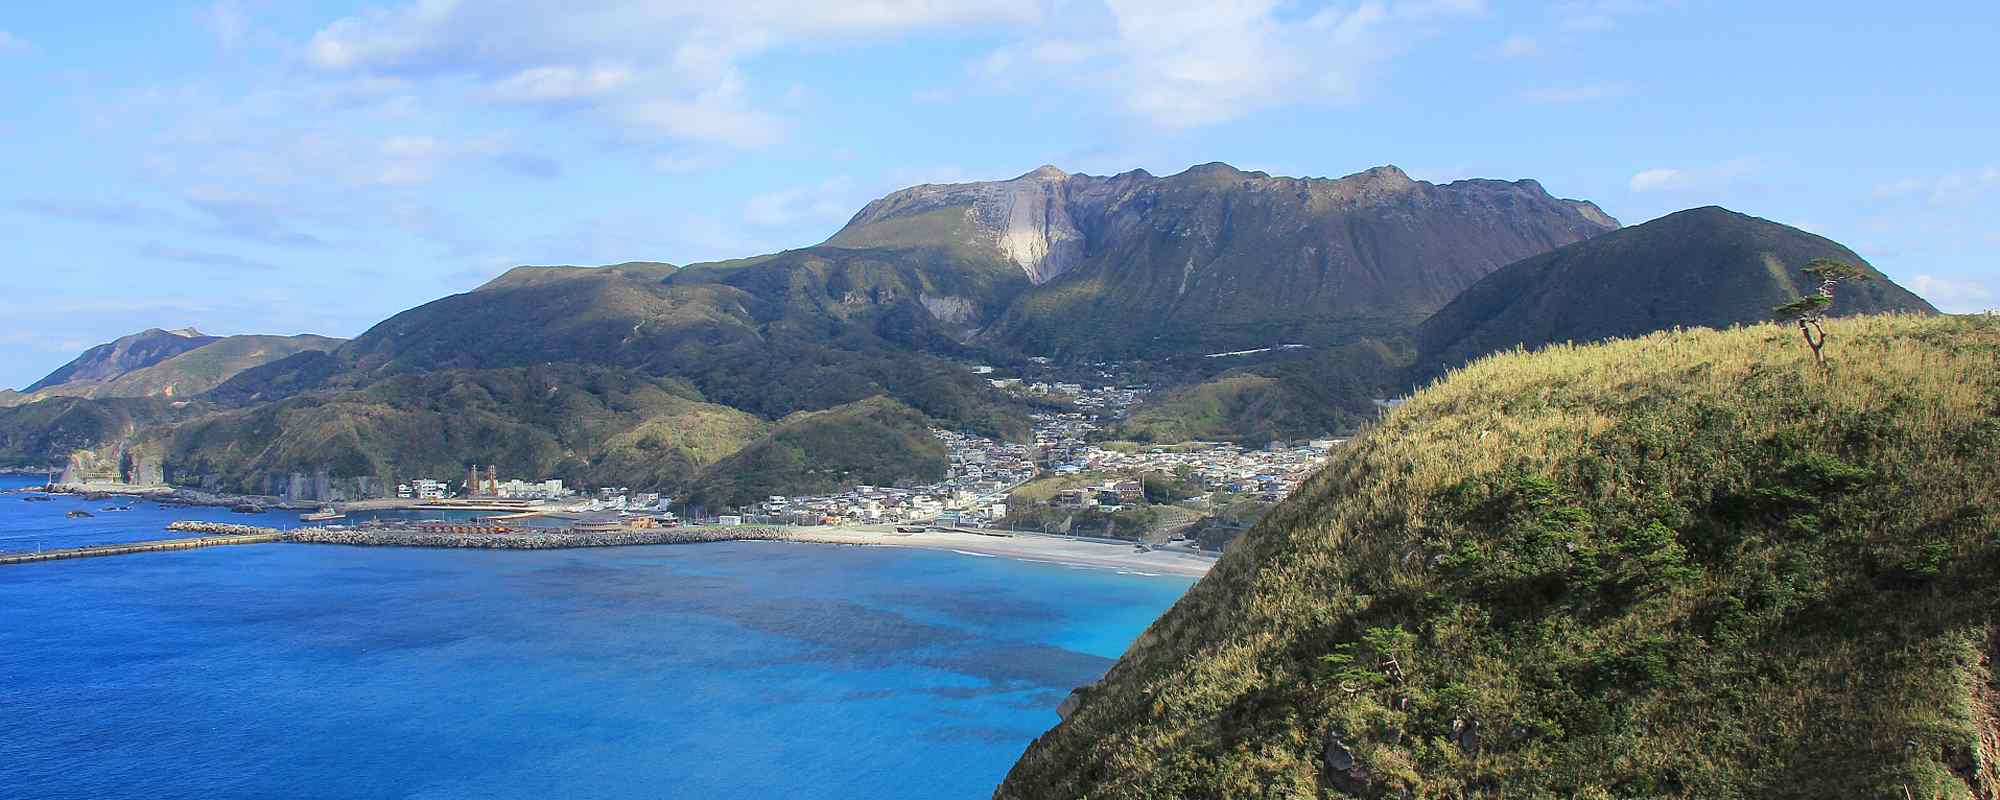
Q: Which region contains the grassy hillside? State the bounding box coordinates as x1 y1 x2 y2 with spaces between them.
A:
0 396 177 468
162 366 754 494
999 314 2000 799
25 328 217 392
681 396 947 511
1111 339 1414 445
34 334 343 400
1415 207 1937 380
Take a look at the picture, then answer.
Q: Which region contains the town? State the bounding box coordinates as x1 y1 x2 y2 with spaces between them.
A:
379 378 1343 548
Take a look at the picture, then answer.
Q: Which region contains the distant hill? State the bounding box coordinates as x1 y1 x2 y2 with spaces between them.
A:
1000 314 2000 799
681 396 948 511
835 163 1619 359
1106 339 1414 445
1415 207 1937 378
25 328 218 392
30 334 344 401
159 365 755 496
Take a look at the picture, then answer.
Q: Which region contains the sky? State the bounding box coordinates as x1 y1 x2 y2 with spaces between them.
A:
2 0 1996 388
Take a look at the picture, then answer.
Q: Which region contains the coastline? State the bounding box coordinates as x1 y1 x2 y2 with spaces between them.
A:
294 523 1219 577
783 527 1217 577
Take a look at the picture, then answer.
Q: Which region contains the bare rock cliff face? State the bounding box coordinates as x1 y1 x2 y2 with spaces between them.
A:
835 162 1619 357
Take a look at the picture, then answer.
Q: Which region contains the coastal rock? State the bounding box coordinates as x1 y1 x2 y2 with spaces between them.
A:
1056 681 1099 721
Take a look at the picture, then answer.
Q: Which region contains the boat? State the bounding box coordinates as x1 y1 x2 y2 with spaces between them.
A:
22 495 51 502
67 510 93 519
300 507 346 523
230 503 265 514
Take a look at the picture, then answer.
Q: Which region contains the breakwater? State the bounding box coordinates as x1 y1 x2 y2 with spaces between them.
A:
0 528 287 565
291 526 787 550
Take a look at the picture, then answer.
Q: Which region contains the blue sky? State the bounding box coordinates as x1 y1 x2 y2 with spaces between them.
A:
2 0 1996 388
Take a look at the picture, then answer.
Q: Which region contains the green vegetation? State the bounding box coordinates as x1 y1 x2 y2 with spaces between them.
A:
681 396 948 512
1775 258 1872 369
33 334 343 400
1415 207 1936 381
999 314 1999 799
1111 339 1413 445
162 366 747 495
25 328 217 392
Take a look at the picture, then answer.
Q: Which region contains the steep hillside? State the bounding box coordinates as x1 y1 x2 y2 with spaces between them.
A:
1415 207 1937 377
25 328 218 391
160 365 754 495
31 334 344 400
1000 314 1999 799
681 396 948 511
835 163 1619 359
335 261 1030 437
1109 339 1414 445
0 396 177 469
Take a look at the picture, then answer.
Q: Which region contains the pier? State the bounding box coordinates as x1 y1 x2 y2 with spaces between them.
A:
0 529 288 565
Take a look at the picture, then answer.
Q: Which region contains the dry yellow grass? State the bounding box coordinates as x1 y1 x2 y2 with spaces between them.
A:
999 314 2000 800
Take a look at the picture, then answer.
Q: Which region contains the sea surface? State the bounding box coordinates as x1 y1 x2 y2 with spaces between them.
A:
0 476 1195 799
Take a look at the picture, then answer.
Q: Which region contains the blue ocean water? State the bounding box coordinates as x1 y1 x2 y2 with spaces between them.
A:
0 476 1194 799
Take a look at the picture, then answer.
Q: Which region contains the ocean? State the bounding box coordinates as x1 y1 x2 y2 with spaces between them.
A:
0 476 1194 799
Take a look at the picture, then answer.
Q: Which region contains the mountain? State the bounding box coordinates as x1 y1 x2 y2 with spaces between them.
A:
328 261 1030 438
999 313 2000 799
25 328 219 392
832 163 1620 358
29 334 345 401
1415 207 1938 377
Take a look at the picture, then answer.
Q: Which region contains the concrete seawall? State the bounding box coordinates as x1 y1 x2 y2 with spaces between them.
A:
0 529 287 565
291 526 787 550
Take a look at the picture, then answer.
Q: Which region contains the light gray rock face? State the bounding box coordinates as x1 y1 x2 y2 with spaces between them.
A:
831 163 1618 290
833 165 1112 285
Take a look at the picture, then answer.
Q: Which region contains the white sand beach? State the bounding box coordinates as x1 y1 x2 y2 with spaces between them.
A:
782 526 1219 578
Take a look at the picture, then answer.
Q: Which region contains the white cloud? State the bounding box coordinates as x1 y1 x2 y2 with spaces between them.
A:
0 30 30 55
1628 158 1755 193
1875 167 2000 207
1494 33 1539 58
490 65 634 102
199 1 253 48
303 1 1041 147
743 178 858 229
1552 0 1680 33
978 0 1486 130
1495 1 1679 59
1909 274 1995 312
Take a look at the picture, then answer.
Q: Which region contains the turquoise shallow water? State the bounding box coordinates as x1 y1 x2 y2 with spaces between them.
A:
0 476 1194 799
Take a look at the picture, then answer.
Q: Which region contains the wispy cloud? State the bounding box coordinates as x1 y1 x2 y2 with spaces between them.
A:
978 0 1488 130
1495 0 1680 58
301 1 1041 148
1874 167 2000 207
1909 274 1995 313
1628 158 1756 193
743 178 858 229
0 30 30 56
139 242 277 272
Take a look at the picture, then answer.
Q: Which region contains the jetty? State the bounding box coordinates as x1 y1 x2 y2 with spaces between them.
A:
0 522 288 565
291 526 786 549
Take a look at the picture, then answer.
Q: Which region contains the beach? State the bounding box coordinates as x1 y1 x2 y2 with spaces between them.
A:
785 527 1218 577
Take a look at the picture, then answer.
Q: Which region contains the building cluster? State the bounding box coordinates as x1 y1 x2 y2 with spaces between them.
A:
1069 439 1344 502
739 428 1040 526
